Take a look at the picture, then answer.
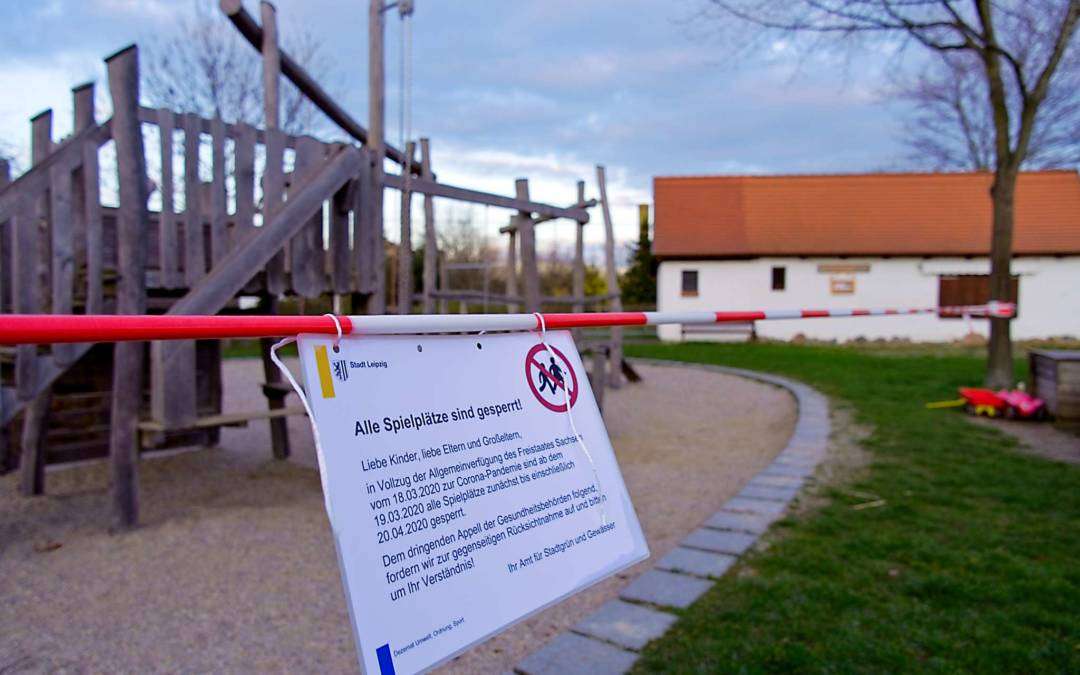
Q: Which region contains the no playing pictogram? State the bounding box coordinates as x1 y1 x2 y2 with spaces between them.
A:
524 343 579 412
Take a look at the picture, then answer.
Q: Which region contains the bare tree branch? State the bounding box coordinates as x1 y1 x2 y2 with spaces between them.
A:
142 0 336 136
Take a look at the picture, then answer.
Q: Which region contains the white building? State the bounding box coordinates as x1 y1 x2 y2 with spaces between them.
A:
654 171 1080 342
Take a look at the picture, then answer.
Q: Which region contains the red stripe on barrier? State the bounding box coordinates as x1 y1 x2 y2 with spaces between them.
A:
542 312 648 329
0 314 346 344
801 310 830 318
852 309 870 316
715 311 768 322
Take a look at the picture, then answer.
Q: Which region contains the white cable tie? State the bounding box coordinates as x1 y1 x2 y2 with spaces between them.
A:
323 313 343 352
533 313 608 525
270 337 336 529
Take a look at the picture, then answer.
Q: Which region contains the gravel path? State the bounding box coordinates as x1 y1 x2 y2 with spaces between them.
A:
0 359 795 673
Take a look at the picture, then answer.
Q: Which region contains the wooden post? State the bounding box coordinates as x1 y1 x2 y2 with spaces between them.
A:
0 158 9 313
330 157 351 295
367 0 387 314
80 89 104 314
261 0 286 295
209 116 228 264
259 294 290 459
154 115 202 433
157 108 179 288
71 84 93 298
106 45 149 529
297 137 328 297
438 251 448 314
516 179 540 313
0 158 8 313
572 180 586 314
596 165 623 388
351 154 373 300
420 138 437 313
234 123 257 241
0 158 6 472
572 180 586 343
19 110 54 497
506 229 519 313
50 139 75 366
182 113 204 285
591 347 606 413
397 141 415 314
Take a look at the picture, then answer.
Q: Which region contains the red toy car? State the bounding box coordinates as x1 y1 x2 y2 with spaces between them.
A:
959 387 1046 419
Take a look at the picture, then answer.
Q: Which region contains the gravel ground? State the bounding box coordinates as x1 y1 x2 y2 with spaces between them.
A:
0 358 795 674
969 416 1080 465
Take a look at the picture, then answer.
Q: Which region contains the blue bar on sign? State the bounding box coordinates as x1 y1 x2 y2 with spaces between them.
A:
376 643 396 675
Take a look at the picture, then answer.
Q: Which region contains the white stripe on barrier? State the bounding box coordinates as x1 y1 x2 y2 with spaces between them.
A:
764 309 802 320
643 311 717 325
346 313 537 334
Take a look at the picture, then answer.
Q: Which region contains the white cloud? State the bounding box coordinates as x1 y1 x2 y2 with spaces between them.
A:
0 52 105 171
94 0 175 22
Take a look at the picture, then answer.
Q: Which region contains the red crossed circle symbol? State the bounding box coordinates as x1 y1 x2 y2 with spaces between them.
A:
524 343 579 412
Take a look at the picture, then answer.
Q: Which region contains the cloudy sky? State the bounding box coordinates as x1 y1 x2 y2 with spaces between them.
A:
0 0 915 250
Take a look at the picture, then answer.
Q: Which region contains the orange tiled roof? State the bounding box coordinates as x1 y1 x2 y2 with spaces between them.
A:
653 170 1080 258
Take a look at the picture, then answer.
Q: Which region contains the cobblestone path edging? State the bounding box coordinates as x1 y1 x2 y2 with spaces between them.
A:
513 359 831 675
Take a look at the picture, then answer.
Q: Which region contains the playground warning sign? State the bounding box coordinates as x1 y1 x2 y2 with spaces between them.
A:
524 342 579 412
297 330 648 675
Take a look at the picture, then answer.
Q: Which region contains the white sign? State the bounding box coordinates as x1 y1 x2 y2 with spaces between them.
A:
296 330 648 675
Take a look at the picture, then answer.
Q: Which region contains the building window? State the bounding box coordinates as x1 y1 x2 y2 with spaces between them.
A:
938 274 1018 316
771 266 786 291
681 270 699 297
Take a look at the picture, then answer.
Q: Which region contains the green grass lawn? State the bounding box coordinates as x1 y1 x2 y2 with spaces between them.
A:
625 342 1080 673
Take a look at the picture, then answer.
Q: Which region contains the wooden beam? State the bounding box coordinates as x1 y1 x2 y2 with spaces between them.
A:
106 45 150 529
499 198 597 233
428 289 523 304
384 173 589 222
138 405 305 432
219 0 421 174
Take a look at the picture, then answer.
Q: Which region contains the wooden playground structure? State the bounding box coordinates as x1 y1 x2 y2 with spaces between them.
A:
0 0 629 527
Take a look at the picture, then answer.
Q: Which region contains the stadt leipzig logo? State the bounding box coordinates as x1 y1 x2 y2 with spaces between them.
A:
524 343 579 412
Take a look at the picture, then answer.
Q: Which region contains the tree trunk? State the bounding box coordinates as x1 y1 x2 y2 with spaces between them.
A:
985 169 1016 388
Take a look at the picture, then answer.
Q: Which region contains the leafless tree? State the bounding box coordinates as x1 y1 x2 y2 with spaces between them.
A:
895 50 1080 170
142 0 333 136
700 0 1079 387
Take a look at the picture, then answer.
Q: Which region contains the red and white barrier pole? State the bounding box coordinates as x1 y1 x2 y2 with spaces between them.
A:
0 302 1015 345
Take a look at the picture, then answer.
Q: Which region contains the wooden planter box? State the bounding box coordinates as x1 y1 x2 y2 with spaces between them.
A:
1029 350 1080 422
